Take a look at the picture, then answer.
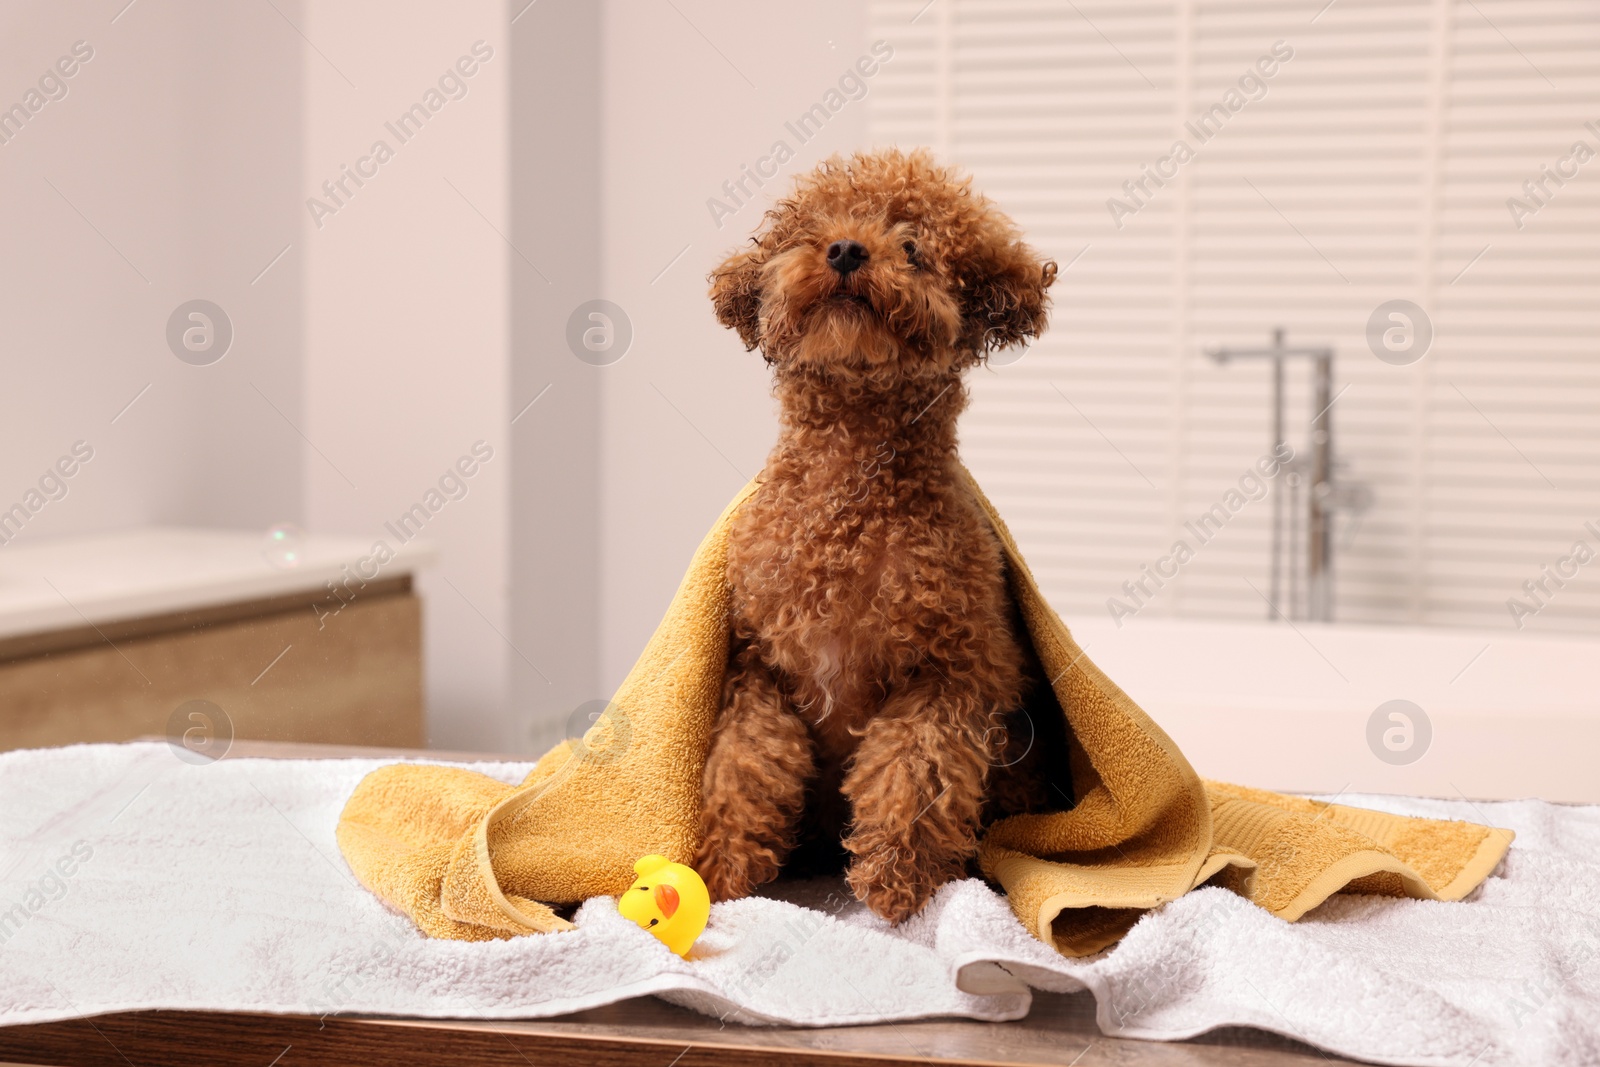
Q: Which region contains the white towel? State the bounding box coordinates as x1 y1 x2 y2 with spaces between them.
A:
1 743 1594 1067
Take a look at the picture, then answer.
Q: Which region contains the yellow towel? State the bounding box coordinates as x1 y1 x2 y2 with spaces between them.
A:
336 474 1513 956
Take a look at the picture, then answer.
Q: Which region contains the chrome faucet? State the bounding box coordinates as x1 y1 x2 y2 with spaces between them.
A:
1205 329 1370 622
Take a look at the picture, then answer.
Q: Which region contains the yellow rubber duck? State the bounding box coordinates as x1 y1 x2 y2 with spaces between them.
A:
616 854 709 958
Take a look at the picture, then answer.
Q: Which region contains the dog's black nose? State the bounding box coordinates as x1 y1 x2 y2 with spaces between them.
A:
826 239 868 275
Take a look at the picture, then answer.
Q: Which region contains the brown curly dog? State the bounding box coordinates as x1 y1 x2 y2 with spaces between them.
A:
695 148 1063 923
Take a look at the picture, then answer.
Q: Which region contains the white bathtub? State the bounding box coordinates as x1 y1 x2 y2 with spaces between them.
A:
1061 614 1600 803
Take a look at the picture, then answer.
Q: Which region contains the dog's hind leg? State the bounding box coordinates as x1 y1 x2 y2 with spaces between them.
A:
840 678 995 923
694 642 814 902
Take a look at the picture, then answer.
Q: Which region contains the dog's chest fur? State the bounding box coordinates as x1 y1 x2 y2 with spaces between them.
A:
725 406 1011 762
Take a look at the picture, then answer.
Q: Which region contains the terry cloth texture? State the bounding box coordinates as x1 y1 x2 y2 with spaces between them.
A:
336 475 1513 957
4 744 1585 1065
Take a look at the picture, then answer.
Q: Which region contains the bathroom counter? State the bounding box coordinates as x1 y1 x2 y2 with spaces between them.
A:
0 528 434 751
0 527 432 642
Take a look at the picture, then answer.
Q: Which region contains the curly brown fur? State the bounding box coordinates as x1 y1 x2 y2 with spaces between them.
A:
694 149 1059 923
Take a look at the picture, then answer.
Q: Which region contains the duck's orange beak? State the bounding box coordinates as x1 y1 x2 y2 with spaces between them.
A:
654 882 679 920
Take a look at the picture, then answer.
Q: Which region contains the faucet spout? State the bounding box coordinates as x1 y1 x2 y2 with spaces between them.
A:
1205 328 1363 623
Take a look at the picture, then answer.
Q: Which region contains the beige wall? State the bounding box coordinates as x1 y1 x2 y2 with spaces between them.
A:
302 1 513 749
299 0 881 746
596 0 873 688
0 0 880 752
0 1 303 540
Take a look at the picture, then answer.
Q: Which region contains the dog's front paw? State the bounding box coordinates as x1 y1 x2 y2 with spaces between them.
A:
693 836 779 903
697 856 752 903
846 846 942 924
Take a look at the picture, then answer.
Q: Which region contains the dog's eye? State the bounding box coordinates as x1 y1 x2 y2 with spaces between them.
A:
902 240 919 266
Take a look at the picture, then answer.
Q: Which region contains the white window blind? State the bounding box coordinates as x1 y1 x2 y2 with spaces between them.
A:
868 0 1600 634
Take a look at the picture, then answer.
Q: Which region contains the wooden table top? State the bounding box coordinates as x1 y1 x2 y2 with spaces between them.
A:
0 739 1366 1067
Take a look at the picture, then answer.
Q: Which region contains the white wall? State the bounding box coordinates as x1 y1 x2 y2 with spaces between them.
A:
0 1 302 543
1 0 889 751
597 0 873 687
302 1 512 749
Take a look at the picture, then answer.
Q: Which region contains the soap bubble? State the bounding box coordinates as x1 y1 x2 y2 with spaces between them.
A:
262 523 305 569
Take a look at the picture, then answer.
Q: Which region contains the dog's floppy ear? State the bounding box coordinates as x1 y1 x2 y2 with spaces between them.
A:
965 243 1058 356
708 242 766 351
